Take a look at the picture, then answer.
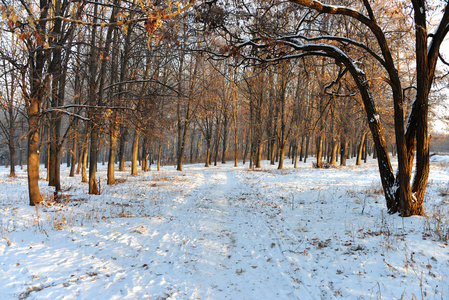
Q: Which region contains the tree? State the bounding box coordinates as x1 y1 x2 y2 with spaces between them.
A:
176 50 201 171
0 0 82 205
205 0 448 216
1 0 195 205
288 0 449 216
0 52 21 177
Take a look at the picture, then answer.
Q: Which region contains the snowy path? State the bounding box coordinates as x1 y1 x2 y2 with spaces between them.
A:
146 168 303 299
1 158 449 299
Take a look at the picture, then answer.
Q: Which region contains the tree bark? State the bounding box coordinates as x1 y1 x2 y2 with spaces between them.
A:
81 131 89 183
356 132 367 166
340 136 347 167
131 129 140 176
107 126 118 184
9 137 15 177
27 102 42 206
221 108 228 164
88 126 99 194
213 116 221 166
315 134 323 168
304 135 309 163
25 0 52 205
205 137 211 167
69 130 77 177
157 142 162 171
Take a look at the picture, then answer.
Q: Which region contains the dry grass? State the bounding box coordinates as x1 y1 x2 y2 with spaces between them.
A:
115 178 128 184
423 206 449 242
438 187 449 197
365 182 384 196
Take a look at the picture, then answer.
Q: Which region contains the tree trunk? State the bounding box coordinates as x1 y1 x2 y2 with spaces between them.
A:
176 47 198 171
157 142 162 171
69 129 77 177
87 1 100 195
221 113 228 164
47 0 68 194
356 132 367 166
362 138 367 161
340 136 347 167
27 105 42 206
278 141 286 170
293 141 299 168
141 138 148 172
234 117 239 167
81 132 89 183
330 137 338 165
213 117 221 166
9 138 15 177
119 128 127 171
76 137 82 175
190 127 195 164
304 135 310 163
131 129 140 175
107 124 118 184
88 125 99 195
205 137 211 167
197 132 203 162
26 1 50 205
243 129 248 165
315 133 323 168
277 97 287 170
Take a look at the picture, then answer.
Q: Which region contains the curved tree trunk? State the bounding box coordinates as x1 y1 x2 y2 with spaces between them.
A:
289 0 448 217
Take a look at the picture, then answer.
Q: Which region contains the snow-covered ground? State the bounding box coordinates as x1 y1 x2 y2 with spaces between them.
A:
1 156 449 299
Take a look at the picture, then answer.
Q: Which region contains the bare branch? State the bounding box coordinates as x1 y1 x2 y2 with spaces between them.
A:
36 0 195 27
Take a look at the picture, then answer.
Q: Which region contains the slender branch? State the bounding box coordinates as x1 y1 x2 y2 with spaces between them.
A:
280 34 387 70
102 79 183 96
288 0 401 93
324 66 350 95
42 104 135 113
362 0 376 21
439 51 449 66
288 0 372 26
43 108 91 121
428 5 449 71
36 0 195 27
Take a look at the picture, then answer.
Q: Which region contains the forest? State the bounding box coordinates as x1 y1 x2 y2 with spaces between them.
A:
0 0 448 215
1 1 449 299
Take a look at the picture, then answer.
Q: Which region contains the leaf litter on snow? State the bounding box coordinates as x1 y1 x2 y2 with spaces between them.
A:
0 156 448 299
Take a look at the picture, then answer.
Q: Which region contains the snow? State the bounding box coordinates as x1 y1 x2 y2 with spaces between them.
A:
369 114 380 124
1 156 449 299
